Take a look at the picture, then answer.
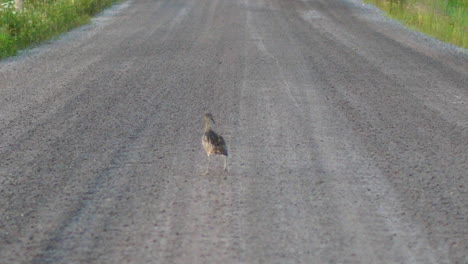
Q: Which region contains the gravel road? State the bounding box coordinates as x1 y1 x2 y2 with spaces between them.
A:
0 0 467 263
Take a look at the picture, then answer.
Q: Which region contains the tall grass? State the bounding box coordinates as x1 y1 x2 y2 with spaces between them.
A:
365 0 467 48
0 0 119 59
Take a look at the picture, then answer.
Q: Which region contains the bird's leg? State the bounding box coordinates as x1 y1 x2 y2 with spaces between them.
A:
205 155 210 175
223 156 228 171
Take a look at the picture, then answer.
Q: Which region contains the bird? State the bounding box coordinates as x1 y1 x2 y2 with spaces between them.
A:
202 113 228 174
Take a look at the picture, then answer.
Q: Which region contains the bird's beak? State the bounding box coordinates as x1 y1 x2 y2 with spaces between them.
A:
211 117 215 124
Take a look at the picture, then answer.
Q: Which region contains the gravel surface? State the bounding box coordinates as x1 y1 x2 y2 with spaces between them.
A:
0 0 467 263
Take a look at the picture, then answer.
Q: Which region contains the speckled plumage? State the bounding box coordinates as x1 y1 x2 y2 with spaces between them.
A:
202 113 228 172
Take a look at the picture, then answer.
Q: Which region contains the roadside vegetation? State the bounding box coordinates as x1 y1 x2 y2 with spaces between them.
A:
0 0 119 59
365 0 467 48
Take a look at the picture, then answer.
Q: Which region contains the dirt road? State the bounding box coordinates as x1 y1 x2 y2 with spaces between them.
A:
0 0 466 263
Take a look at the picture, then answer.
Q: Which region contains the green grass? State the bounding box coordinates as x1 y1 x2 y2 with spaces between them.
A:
0 0 119 59
364 0 467 48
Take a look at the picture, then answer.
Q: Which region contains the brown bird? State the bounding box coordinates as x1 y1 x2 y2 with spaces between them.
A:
202 113 228 174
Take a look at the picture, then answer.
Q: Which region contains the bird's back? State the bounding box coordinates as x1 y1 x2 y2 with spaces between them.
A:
202 130 228 156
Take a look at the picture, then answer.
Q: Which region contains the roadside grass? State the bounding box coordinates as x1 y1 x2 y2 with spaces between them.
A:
364 0 467 48
0 0 119 59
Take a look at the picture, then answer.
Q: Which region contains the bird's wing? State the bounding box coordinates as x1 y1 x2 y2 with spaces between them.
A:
205 131 228 155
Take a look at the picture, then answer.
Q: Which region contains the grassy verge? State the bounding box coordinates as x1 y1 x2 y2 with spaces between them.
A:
0 0 119 59
364 0 467 48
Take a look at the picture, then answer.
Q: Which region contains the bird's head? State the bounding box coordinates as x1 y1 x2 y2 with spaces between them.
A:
204 113 215 124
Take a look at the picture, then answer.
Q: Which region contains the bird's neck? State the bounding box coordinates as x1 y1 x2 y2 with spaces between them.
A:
204 119 211 132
